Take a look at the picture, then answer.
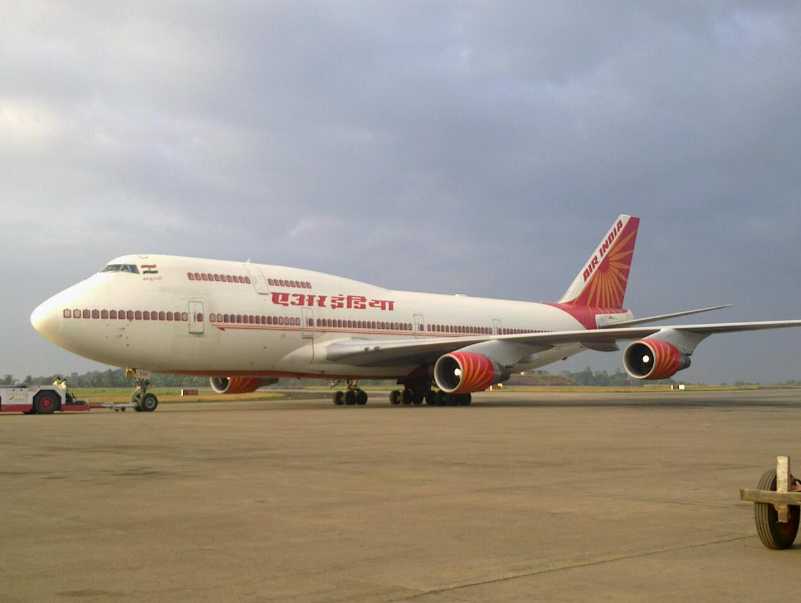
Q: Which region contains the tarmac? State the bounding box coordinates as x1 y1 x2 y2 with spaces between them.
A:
2 388 801 602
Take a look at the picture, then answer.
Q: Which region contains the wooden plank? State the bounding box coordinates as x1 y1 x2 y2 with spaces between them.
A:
776 456 791 522
740 488 801 505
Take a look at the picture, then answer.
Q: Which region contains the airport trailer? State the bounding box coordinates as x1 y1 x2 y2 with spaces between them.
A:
0 385 90 414
740 455 801 549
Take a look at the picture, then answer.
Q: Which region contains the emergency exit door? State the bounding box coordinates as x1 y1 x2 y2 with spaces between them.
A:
188 301 205 334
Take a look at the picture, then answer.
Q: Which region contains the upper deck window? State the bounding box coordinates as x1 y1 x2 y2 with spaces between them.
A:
102 264 139 274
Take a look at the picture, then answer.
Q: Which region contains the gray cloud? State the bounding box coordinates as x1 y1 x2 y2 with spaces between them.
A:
1 1 799 382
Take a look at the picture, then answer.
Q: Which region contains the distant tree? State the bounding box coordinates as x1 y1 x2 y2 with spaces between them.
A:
0 374 13 385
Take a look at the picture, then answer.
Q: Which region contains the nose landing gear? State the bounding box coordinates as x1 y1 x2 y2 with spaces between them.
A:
126 369 159 412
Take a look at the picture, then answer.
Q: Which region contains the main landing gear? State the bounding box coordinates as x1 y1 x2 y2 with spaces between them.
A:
332 380 368 406
389 385 472 407
126 369 159 412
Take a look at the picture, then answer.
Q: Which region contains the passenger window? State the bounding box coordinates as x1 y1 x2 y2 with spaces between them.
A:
126 310 133 320
101 310 108 319
188 272 194 280
110 310 117 319
63 309 71 318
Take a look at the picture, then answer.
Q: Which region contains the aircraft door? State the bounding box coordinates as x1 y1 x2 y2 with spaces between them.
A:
413 313 425 336
188 301 205 334
244 263 270 294
300 307 314 361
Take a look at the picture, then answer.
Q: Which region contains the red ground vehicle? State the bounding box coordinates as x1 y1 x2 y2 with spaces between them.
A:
0 384 89 414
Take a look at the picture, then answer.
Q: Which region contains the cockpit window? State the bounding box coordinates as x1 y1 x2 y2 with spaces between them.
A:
102 264 140 274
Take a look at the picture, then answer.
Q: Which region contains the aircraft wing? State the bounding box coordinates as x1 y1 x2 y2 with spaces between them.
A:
604 305 732 327
324 319 801 366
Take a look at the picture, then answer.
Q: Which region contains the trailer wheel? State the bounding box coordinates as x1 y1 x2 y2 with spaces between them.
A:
754 469 800 549
140 393 159 413
33 391 59 414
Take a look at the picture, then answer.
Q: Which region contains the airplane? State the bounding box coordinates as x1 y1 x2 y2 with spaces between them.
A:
30 214 801 412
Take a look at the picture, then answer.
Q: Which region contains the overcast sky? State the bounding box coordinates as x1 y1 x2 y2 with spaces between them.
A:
1 1 799 383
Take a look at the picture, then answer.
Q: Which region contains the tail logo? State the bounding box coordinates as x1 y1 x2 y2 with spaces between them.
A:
578 222 637 308
583 219 624 282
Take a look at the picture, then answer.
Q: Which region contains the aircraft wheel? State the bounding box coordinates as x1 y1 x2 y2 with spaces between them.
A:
140 393 159 412
131 390 144 411
333 391 345 405
345 390 357 405
425 391 439 406
389 390 401 405
402 388 413 405
755 469 800 549
356 389 368 405
33 391 59 414
458 393 472 406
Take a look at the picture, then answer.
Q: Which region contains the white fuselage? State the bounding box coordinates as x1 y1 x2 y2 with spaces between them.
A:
31 254 632 379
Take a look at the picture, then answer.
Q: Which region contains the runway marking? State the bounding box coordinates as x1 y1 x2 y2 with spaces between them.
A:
399 534 755 600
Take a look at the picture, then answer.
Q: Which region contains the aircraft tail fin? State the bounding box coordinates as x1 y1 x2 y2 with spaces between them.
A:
559 214 640 308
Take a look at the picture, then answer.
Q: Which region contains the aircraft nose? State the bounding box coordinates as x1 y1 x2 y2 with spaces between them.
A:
31 296 61 340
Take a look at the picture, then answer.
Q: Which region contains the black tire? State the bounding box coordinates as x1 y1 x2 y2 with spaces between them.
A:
389 390 401 405
140 393 159 412
459 393 472 406
412 389 424 405
402 388 413 405
333 391 345 405
33 390 60 414
356 389 368 405
425 391 439 406
131 390 144 411
345 390 357 405
754 469 800 549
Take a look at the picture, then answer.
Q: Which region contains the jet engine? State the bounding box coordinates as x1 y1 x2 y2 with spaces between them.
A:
434 351 503 394
623 339 691 380
209 376 279 394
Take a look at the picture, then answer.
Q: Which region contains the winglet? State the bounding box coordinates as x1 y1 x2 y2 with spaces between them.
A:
559 215 640 308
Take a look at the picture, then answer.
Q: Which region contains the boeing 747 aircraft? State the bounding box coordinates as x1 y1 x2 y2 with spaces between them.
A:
30 215 801 411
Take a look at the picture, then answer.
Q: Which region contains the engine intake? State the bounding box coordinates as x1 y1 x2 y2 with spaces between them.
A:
209 376 278 394
434 352 501 394
623 339 691 380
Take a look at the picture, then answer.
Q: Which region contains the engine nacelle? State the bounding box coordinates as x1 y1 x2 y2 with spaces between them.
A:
623 339 691 380
434 351 503 394
209 376 279 394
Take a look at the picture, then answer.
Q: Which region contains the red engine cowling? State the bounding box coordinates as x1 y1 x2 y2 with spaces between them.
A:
434 352 501 394
623 339 691 380
209 376 278 394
